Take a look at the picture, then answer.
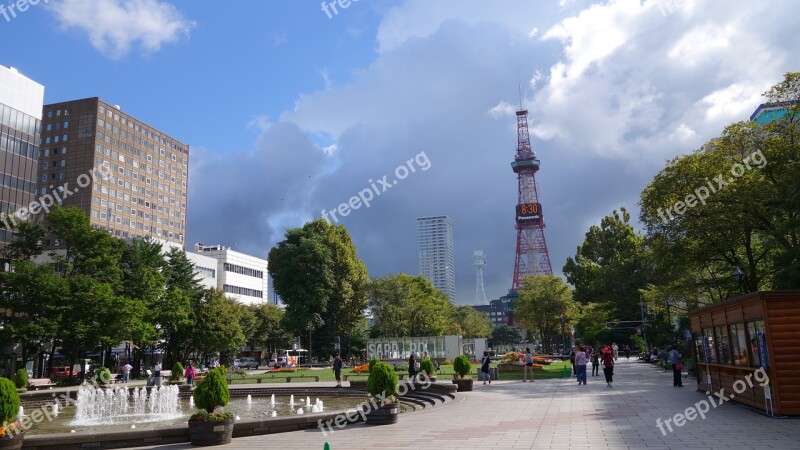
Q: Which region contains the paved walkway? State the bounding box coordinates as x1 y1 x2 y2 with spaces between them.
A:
135 359 799 449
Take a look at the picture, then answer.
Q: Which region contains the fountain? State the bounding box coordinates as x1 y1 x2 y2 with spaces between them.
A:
189 396 194 407
306 396 311 406
72 385 181 425
270 394 275 406
297 408 303 415
18 406 24 418
271 411 277 417
289 395 295 406
246 395 252 404
53 402 60 415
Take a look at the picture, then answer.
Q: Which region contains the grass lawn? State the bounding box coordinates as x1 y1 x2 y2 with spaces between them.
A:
223 361 572 384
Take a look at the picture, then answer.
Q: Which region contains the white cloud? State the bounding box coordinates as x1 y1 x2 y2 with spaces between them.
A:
48 0 194 58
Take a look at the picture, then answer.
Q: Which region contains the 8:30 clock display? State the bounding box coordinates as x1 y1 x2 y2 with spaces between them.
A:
516 203 542 222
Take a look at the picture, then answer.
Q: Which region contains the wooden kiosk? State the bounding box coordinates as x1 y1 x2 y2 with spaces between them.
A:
689 291 800 416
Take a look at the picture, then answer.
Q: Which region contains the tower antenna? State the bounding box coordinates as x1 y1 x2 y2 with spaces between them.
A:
473 251 488 305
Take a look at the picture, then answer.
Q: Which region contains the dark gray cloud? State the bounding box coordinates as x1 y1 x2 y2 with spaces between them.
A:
188 0 800 304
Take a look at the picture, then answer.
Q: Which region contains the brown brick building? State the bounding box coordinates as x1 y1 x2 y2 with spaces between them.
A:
39 98 189 248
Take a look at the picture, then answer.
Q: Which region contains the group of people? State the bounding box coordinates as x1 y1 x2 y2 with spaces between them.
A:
570 344 617 387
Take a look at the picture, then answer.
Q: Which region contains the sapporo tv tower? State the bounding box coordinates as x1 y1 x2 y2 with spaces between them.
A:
510 103 553 292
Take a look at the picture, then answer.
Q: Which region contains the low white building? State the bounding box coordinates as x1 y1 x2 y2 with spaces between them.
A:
185 251 218 290
192 243 268 305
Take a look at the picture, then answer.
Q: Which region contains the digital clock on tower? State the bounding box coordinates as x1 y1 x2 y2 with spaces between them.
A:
516 203 542 222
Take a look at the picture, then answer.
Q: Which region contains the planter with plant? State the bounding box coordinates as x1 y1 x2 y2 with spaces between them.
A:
0 377 23 449
171 362 185 385
97 367 113 388
418 357 436 382
364 361 399 425
12 370 27 394
452 355 473 392
188 368 234 446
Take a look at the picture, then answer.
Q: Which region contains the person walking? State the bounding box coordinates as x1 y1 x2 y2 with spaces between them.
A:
590 347 600 377
668 345 683 387
408 354 418 381
569 347 576 375
121 362 133 383
575 345 588 385
184 362 196 386
624 345 631 360
480 351 492 385
153 361 163 387
333 353 343 387
611 342 619 361
601 346 615 388
523 347 535 382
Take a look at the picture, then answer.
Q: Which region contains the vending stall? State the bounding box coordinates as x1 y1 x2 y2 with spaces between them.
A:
689 291 800 416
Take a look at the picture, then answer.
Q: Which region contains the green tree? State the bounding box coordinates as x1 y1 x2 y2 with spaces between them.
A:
515 275 577 353
161 248 204 367
489 324 521 347
191 290 246 364
367 273 454 337
450 305 492 338
563 208 650 322
268 219 368 358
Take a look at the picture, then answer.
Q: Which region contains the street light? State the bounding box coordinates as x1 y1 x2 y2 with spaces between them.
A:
560 313 566 354
307 321 314 368
732 267 746 294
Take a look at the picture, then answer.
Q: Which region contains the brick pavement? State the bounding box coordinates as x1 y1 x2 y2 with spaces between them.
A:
133 358 799 449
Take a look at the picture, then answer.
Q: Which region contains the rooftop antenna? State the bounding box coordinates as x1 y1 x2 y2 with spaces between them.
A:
517 68 525 110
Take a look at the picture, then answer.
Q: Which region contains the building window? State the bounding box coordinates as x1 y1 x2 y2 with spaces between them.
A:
729 323 749 366
747 320 766 367
714 325 731 364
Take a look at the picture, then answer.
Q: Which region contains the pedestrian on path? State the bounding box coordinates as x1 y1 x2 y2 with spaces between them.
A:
591 347 600 376
668 345 683 387
408 354 418 381
624 345 631 360
611 342 619 361
523 347 534 382
481 351 491 385
569 347 576 375
121 362 132 383
333 353 343 387
601 346 615 388
575 345 588 385
184 362 196 386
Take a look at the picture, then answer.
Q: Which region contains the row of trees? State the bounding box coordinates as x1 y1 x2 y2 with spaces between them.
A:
0 206 288 379
268 219 493 359
517 73 799 352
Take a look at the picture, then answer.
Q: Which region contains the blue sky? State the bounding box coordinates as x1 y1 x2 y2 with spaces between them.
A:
2 0 799 304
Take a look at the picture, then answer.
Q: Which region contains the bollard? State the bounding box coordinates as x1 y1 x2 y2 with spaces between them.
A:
324 442 331 450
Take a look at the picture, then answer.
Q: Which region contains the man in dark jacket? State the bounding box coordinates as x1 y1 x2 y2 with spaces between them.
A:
333 353 343 387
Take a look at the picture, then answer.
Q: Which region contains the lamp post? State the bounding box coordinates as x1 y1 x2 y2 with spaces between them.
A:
732 267 746 294
307 321 314 368
560 313 566 354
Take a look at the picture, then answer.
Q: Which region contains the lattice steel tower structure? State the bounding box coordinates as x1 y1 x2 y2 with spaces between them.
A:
473 250 487 305
510 106 553 291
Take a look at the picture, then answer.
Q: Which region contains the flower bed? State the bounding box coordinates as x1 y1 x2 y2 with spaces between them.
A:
497 363 544 372
352 363 370 374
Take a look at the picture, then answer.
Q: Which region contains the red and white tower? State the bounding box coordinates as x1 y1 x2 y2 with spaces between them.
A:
510 107 553 291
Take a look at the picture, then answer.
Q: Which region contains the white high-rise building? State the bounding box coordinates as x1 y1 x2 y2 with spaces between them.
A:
417 216 456 302
193 243 268 305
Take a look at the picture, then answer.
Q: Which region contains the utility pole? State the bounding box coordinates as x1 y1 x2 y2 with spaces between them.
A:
640 294 648 351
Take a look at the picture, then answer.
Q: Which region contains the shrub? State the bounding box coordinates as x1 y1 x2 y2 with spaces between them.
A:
193 367 230 417
13 369 27 390
440 359 452 365
419 358 435 377
171 362 185 382
453 355 471 379
368 357 380 373
366 361 398 401
393 364 409 372
0 378 20 424
97 367 112 385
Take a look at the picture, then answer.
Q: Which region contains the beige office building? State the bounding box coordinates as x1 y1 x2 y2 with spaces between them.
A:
39 98 188 248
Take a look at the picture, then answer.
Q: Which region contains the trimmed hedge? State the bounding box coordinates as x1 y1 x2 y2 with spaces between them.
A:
366 361 398 399
419 358 435 377
453 355 471 379
171 362 185 382
13 369 27 389
193 367 230 414
0 377 20 423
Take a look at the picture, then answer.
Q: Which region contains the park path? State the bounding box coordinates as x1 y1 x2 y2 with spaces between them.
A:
134 358 799 449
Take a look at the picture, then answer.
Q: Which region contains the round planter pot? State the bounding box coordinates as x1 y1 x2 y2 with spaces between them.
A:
188 417 235 446
0 432 24 450
453 378 473 392
365 402 399 425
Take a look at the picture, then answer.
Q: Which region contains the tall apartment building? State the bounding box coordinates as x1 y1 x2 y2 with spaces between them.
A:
417 215 456 302
193 243 268 305
38 98 188 248
0 65 44 246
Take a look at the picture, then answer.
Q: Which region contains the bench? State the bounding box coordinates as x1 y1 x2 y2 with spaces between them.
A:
28 378 56 390
113 374 124 383
286 375 320 382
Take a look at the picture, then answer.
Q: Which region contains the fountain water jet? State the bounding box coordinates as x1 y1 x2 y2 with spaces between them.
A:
270 394 275 406
246 395 252 404
72 385 181 426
